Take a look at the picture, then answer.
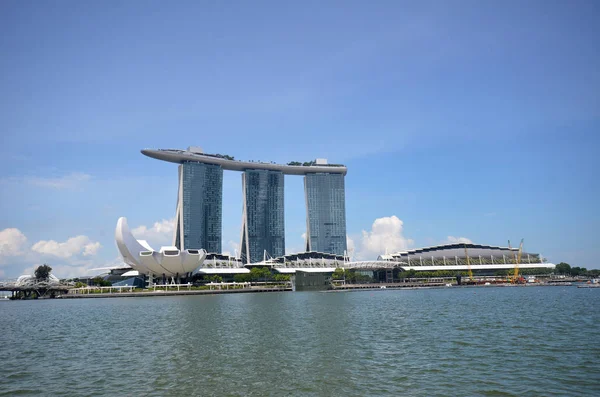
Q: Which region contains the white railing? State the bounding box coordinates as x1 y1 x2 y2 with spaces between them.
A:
205 282 251 290
68 285 137 294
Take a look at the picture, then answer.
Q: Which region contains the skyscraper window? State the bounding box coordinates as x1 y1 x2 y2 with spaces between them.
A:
175 162 223 253
304 173 347 255
240 169 285 263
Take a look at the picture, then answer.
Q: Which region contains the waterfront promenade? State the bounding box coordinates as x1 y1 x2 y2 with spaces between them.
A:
3 277 591 300
60 283 291 299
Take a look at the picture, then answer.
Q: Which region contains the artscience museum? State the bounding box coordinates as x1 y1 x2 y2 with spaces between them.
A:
115 217 207 281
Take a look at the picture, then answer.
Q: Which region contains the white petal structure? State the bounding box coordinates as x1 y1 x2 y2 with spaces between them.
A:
115 217 206 277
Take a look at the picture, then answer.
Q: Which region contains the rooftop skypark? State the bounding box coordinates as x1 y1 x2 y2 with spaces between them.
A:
142 147 347 176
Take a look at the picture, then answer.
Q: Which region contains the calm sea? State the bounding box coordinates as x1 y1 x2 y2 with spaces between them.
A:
1 286 599 396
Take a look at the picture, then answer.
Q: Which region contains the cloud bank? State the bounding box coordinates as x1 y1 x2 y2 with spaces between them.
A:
31 236 101 258
132 218 175 246
359 215 414 258
0 227 103 278
343 216 415 260
0 228 28 257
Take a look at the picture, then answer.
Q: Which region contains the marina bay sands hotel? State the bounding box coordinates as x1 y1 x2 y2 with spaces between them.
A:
142 147 347 264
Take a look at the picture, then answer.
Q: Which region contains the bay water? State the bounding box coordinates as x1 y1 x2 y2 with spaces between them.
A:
1 286 599 396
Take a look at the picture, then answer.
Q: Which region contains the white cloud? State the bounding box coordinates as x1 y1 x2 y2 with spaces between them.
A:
83 241 101 256
132 218 175 247
0 227 107 279
11 254 122 279
360 215 414 258
98 256 128 269
47 263 100 279
17 261 105 279
346 235 355 255
20 265 36 278
222 240 239 257
31 235 102 259
25 172 91 189
0 228 28 258
282 217 413 261
444 236 473 244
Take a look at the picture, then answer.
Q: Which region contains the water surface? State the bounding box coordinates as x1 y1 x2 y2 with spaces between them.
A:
1 286 599 396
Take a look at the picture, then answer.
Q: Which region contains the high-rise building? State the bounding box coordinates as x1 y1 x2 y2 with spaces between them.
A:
304 173 347 255
240 169 285 263
141 148 347 262
174 162 223 253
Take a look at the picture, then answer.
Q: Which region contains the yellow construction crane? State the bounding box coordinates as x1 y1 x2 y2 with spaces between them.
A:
464 244 474 282
515 239 524 282
508 239 524 283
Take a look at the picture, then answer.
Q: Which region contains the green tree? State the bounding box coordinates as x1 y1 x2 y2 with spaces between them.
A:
570 267 587 277
260 267 272 281
234 274 251 283
209 275 223 283
356 273 372 283
274 274 290 282
344 270 357 283
555 262 571 275
250 267 268 281
331 268 345 281
34 264 52 280
586 269 600 277
92 276 112 286
398 269 417 279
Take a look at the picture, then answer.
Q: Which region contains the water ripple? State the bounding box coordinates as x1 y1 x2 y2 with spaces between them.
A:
1 287 599 395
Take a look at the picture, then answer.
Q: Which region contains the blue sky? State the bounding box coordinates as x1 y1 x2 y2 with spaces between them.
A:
1 0 598 278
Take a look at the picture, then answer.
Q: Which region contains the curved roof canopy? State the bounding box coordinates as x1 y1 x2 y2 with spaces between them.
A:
142 149 348 175
378 243 542 265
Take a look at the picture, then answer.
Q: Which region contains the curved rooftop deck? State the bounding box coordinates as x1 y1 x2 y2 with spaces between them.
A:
141 149 348 175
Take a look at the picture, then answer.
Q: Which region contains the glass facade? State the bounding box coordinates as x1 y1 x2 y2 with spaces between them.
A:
241 170 285 263
175 162 223 253
305 173 347 255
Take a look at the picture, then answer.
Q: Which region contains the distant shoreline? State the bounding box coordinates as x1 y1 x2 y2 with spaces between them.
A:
2 280 593 301
58 286 291 299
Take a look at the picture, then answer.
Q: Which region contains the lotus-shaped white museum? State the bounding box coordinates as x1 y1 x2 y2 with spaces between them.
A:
115 217 206 278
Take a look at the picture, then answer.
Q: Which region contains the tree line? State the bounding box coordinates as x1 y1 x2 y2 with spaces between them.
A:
196 267 291 284
554 262 599 277
332 268 373 283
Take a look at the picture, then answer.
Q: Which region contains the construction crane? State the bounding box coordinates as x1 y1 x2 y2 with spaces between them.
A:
464 244 474 282
508 239 524 283
515 239 524 282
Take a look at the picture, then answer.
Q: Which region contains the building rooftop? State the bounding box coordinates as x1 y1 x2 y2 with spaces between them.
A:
378 243 541 261
141 148 348 176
